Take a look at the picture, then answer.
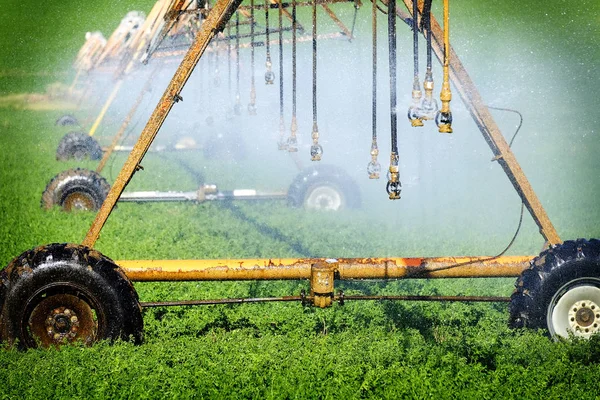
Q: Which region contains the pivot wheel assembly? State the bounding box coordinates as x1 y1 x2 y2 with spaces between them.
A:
0 243 143 349
42 168 110 211
55 115 80 127
509 239 600 340
56 131 103 161
287 165 361 211
547 278 600 339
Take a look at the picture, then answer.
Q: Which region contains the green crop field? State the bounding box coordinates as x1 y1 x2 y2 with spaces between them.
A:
1 0 600 398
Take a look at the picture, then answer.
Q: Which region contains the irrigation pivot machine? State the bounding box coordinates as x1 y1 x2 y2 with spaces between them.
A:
2 0 599 349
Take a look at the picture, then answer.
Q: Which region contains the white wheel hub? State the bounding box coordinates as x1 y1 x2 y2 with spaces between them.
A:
305 186 342 211
549 282 600 340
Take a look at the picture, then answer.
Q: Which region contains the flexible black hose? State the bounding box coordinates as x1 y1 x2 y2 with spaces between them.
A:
421 0 433 70
279 0 284 120
312 0 317 124
372 0 377 142
292 0 297 118
265 0 271 58
236 12 240 97
227 22 231 94
412 0 418 80
388 0 397 153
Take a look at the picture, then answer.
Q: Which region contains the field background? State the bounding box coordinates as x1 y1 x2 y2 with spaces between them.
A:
1 0 600 398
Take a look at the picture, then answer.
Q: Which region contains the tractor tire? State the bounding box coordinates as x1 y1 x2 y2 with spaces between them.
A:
509 238 600 340
55 115 80 127
287 165 361 211
0 243 143 349
56 131 103 161
42 168 110 211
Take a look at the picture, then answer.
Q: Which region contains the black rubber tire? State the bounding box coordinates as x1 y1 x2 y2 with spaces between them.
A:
41 168 110 211
287 164 361 211
509 238 600 340
56 131 103 161
55 115 80 127
0 243 143 349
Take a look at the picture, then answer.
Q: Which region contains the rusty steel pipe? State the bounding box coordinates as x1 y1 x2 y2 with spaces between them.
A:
339 295 510 303
141 296 304 307
117 256 532 282
139 294 510 308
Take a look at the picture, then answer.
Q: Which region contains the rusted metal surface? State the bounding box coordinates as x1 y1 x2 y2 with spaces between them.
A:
83 0 243 248
140 294 509 308
25 292 98 348
141 296 304 307
117 256 532 282
320 4 352 39
339 294 510 303
151 32 345 59
400 0 561 246
311 263 335 307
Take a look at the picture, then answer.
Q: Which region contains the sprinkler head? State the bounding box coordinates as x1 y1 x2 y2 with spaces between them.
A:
310 144 323 161
408 106 424 127
419 96 438 121
287 136 298 152
367 160 381 179
277 139 288 151
265 70 275 85
436 111 453 134
233 101 242 116
265 59 275 84
386 180 401 200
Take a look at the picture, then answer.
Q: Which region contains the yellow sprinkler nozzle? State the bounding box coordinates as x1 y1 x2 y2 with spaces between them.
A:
386 153 401 200
367 144 381 179
310 123 323 161
287 116 299 153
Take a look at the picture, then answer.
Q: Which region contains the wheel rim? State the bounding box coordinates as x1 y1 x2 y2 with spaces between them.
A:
21 283 105 348
548 278 600 340
62 191 96 211
305 185 343 211
71 147 88 160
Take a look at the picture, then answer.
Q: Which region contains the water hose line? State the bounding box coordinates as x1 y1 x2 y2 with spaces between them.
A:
419 0 437 120
265 0 275 84
234 11 242 115
248 0 258 115
386 0 401 199
213 38 221 87
436 0 453 133
367 0 381 179
227 22 232 96
408 0 423 127
310 0 323 161
287 0 299 152
349 0 360 41
277 0 287 150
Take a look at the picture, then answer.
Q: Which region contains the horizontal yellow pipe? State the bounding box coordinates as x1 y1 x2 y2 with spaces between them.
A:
116 256 533 282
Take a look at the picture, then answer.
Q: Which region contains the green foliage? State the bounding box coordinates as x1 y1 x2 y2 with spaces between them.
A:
1 0 600 398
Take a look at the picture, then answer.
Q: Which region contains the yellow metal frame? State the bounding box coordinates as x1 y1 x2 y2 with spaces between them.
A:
76 0 561 304
118 256 533 281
